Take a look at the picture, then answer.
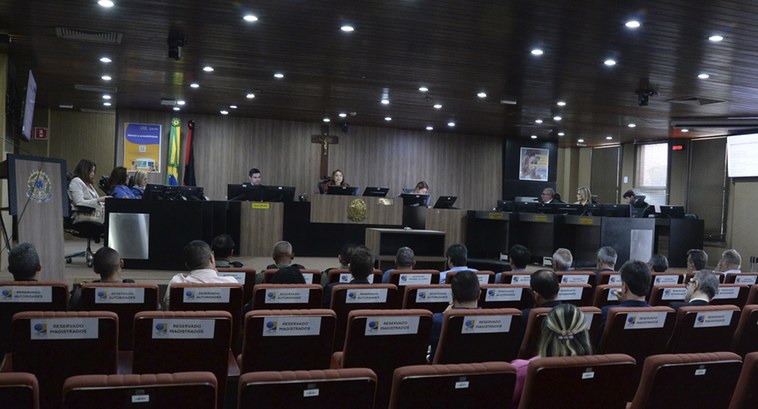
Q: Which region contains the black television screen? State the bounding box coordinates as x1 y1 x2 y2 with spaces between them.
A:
400 193 430 207
497 200 515 212
263 185 296 202
327 185 359 196
227 183 265 201
513 201 538 213
21 70 37 141
433 196 457 209
659 205 685 218
362 187 389 197
143 184 165 200
537 203 584 215
180 186 205 201
602 204 630 217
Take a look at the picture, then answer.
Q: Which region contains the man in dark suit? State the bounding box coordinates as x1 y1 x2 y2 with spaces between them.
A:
670 270 719 310
322 246 374 308
540 187 563 204
597 260 652 343
521 269 562 328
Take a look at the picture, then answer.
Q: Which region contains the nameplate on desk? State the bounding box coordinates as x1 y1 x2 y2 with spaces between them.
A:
693 310 734 328
182 287 230 303
461 315 512 334
151 319 215 339
661 287 687 300
532 215 548 222
734 275 758 285
556 287 583 300
654 275 680 285
94 287 145 304
415 288 452 303
485 287 523 302
30 318 99 340
364 316 419 336
714 287 741 300
346 288 388 304
561 275 590 284
399 273 433 285
510 275 531 285
623 312 668 329
262 316 322 337
578 217 595 225
301 274 315 284
488 213 503 219
0 286 52 303
218 272 246 284
265 288 310 304
251 202 270 209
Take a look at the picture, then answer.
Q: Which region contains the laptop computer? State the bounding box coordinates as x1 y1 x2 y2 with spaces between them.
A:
362 187 389 197
326 185 360 196
659 205 685 218
433 196 457 209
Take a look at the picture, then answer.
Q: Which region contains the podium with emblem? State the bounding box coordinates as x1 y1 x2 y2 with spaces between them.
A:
1 155 68 281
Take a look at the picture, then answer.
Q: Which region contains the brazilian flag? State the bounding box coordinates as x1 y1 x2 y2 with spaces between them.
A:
166 117 181 186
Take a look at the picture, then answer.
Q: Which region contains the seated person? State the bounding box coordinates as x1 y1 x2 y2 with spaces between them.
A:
670 270 719 309
429 270 480 361
511 304 593 408
68 158 108 210
248 168 262 185
439 244 477 283
259 241 305 284
597 260 651 341
594 246 617 280
212 234 243 268
322 246 374 308
623 190 653 217
8 242 42 281
521 269 561 331
381 246 416 283
647 254 669 273
574 187 593 205
108 166 137 199
540 187 563 204
552 248 573 272
716 249 742 275
686 249 708 274
323 169 350 193
69 247 135 310
271 266 306 284
322 243 356 285
129 170 148 199
164 240 238 309
495 244 531 283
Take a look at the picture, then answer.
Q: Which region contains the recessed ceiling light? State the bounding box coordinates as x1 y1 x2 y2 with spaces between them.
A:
477 92 487 98
681 128 690 133
384 116 392 121
418 87 429 92
531 48 544 56
101 75 112 81
177 100 186 106
322 118 331 123
99 57 112 63
340 25 354 32
606 136 613 140
448 121 455 127
203 66 214 72
243 14 258 22
433 104 442 109
557 132 565 136
709 34 724 42
535 119 543 124
220 110 229 115
338 113 347 118
557 100 566 107
98 0 114 8
102 94 111 100
625 20 641 29
553 116 562 121
530 135 538 139
578 138 585 143
698 73 710 79
273 72 284 79
59 104 74 109
173 107 180 111
604 59 617 66
190 83 200 88
246 92 255 99
426 126 434 131
230 105 237 109
628 123 636 128
381 99 390 105
103 102 112 106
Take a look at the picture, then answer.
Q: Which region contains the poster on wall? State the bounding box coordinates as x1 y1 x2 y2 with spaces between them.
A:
519 147 549 181
123 123 161 173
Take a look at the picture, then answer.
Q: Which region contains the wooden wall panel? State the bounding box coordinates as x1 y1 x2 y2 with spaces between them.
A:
49 111 116 177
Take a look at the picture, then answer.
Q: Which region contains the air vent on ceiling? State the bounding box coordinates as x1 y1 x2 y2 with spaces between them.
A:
80 108 115 114
74 84 118 93
56 27 123 44
666 96 726 106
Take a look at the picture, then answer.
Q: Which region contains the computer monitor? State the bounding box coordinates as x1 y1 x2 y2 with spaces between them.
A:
496 200 515 212
400 193 430 207
163 185 182 200
586 203 603 216
362 187 389 197
602 203 630 217
327 185 360 196
513 201 538 213
433 196 457 209
180 186 205 201
537 203 584 215
401 188 415 194
227 183 265 201
659 205 685 218
262 185 296 202
143 184 165 200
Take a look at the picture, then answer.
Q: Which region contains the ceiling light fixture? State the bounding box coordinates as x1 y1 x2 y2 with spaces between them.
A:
557 132 565 136
698 73 710 79
477 92 487 98
340 25 354 32
102 94 111 100
448 121 455 127
625 20 641 29
557 101 566 107
553 115 562 121
230 105 237 109
535 119 543 124
101 75 112 81
203 66 214 72
220 110 229 115
173 107 180 111
190 83 200 88
98 0 115 8
418 86 429 92
103 102 112 106
243 14 258 22
604 58 617 66
433 104 442 109
709 34 724 42
577 138 585 143
531 48 544 56
530 135 537 139
322 118 330 123
384 116 392 121
606 136 613 140
177 100 186 106
381 98 390 105
681 128 690 133
425 126 433 131
339 113 347 118
628 123 636 128
246 92 255 99
99 57 112 63
274 72 284 79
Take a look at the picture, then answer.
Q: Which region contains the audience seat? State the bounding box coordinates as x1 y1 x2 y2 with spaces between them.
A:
10 311 118 409
518 306 602 359
401 284 452 314
250 284 322 310
478 284 532 310
732 305 758 357
326 269 383 284
238 368 377 409
239 309 336 373
746 284 758 305
597 271 621 285
498 271 532 285
518 354 637 409
723 273 758 285
592 284 621 309
649 285 687 306
555 284 594 306
0 372 39 409
62 371 217 409
388 270 440 287
331 309 433 409
667 305 740 354
711 284 750 308
628 352 742 409
0 281 69 355
78 283 159 350
169 283 243 351
556 271 597 288
686 271 725 284
388 362 517 409
432 308 522 364
217 268 257 305
444 270 495 284
729 351 758 409
330 284 399 351
651 272 683 288
262 268 322 285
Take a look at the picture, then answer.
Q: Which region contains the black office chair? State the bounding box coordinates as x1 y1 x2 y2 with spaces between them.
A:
99 176 111 195
64 172 104 267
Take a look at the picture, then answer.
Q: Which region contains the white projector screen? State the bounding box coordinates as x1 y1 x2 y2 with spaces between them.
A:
727 133 758 177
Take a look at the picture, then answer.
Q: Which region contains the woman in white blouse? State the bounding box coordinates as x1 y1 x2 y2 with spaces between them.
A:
68 159 108 209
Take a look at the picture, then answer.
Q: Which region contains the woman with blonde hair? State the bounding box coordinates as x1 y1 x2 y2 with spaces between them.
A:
130 170 148 198
575 187 593 205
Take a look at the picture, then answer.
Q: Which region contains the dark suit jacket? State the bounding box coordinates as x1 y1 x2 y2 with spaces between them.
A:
322 277 371 308
670 299 710 310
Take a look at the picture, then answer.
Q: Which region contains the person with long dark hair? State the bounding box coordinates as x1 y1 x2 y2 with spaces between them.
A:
108 166 137 199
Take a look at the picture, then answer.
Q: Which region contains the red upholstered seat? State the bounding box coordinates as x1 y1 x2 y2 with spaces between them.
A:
733 305 758 357
262 268 322 285
648 284 687 306
444 270 495 284
0 281 69 355
711 284 750 308
401 284 452 314
498 271 532 285
250 284 323 310
0 372 39 409
326 268 383 284
592 284 622 309
723 273 758 285
666 305 740 353
555 284 593 306
216 268 257 305
330 284 400 350
432 308 522 364
388 270 441 287
518 306 601 359
729 351 758 409
478 284 532 310
556 271 597 288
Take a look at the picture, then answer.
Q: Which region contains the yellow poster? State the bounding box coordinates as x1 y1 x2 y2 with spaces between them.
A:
123 123 161 173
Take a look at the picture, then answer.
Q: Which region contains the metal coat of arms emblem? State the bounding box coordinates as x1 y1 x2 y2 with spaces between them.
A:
26 170 53 203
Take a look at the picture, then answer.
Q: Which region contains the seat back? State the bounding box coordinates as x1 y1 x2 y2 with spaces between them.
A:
518 354 637 409
649 285 687 306
733 305 758 357
555 284 594 306
729 351 758 409
711 284 750 308
341 309 433 409
401 285 452 314
629 352 742 409
479 284 532 310
667 305 740 353
724 273 758 285
0 281 68 354
686 271 725 283
327 269 383 284
432 308 522 364
598 271 621 285
78 283 159 350
498 271 532 285
0 372 39 409
592 284 621 309
747 284 758 305
262 268 322 285
132 311 233 408
250 284 323 310
63 371 217 409
330 284 399 350
556 271 597 288
597 307 676 364
518 306 601 359
169 283 243 347
216 268 257 305
389 270 440 287
444 270 495 284
238 368 377 409
389 362 517 409
651 272 683 288
11 311 118 409
240 309 336 373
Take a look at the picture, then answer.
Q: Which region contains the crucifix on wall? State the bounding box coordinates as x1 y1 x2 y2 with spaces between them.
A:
311 124 339 178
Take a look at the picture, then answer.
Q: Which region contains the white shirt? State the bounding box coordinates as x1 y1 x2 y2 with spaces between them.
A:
164 268 238 309
439 265 478 284
68 177 101 209
722 269 741 275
